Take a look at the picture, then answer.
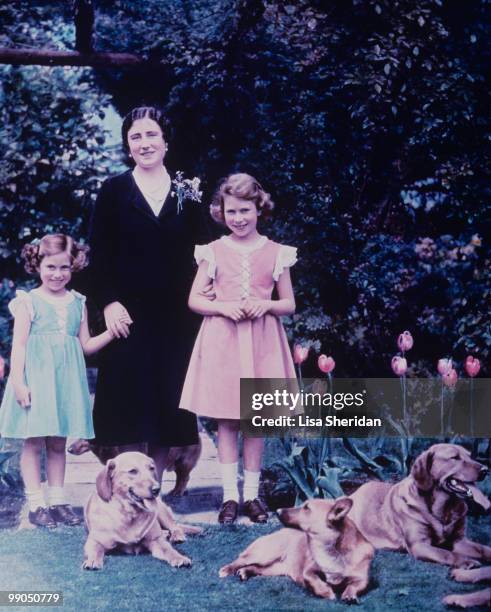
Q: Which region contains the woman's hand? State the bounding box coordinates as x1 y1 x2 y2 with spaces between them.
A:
242 299 272 319
13 383 31 408
104 302 133 339
218 302 246 322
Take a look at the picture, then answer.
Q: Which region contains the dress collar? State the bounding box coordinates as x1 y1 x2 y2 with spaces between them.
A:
221 235 268 253
31 288 75 306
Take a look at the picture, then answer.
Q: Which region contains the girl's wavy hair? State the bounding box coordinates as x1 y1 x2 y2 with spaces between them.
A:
21 234 89 275
121 106 171 164
210 173 274 225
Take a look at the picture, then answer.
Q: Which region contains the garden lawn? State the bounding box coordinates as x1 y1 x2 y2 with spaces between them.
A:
0 518 489 612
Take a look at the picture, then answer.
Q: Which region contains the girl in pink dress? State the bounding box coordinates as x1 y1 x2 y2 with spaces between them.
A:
180 173 297 524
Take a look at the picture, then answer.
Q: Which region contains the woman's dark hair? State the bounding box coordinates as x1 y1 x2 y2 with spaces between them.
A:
121 106 170 157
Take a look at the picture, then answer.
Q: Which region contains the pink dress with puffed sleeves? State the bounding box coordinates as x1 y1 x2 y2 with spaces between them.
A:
179 235 297 419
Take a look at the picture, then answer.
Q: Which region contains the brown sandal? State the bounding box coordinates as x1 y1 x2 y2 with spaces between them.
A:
218 500 239 524
243 498 268 523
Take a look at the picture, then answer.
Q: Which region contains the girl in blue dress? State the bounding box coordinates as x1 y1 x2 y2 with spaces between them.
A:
0 234 125 528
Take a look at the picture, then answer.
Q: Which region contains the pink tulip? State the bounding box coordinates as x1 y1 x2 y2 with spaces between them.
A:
318 355 335 374
442 368 458 388
397 330 414 352
293 345 309 365
391 356 407 376
465 356 481 378
0 355 4 380
437 358 453 376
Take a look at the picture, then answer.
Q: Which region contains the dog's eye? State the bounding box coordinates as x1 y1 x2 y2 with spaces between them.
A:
128 468 138 475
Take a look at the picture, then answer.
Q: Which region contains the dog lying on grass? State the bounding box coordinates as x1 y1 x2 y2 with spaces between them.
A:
443 566 491 608
69 438 201 496
219 497 374 603
349 443 490 569
83 452 202 570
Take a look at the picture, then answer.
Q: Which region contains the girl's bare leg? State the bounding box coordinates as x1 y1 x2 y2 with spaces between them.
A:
20 437 44 490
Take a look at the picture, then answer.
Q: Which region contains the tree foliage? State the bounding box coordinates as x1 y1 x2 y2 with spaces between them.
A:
0 0 489 377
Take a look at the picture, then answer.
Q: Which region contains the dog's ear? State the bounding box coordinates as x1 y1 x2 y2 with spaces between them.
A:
328 497 353 523
96 460 115 502
411 449 434 491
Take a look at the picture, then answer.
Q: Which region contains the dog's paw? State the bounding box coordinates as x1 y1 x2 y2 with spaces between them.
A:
169 527 186 543
218 565 232 578
442 594 468 608
237 568 251 581
170 554 192 568
341 586 360 605
453 556 481 570
82 558 103 571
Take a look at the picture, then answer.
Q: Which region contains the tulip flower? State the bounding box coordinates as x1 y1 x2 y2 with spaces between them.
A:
465 356 480 378
318 355 335 374
0 355 4 380
442 368 458 388
437 358 453 376
397 331 414 352
391 356 407 376
293 345 309 365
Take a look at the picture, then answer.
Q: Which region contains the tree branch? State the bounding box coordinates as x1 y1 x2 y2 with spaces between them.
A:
0 47 152 67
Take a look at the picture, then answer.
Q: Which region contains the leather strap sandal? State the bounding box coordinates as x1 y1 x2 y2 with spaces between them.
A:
243 498 268 523
218 500 239 524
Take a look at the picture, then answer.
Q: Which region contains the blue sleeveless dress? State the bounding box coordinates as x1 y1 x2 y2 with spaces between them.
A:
0 289 94 439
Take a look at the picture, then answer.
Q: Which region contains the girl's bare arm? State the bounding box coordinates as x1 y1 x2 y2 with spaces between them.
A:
9 303 32 407
78 307 118 355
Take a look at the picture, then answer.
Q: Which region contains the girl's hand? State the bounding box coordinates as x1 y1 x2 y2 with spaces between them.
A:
13 383 31 408
219 302 246 322
199 281 216 301
104 302 132 338
242 299 271 319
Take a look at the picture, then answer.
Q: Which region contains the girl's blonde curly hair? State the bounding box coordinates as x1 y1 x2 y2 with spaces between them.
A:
21 234 89 275
210 173 274 225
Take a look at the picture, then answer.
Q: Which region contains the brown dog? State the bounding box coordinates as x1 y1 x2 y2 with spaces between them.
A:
349 443 491 569
443 566 491 608
219 497 374 603
83 451 202 570
69 438 202 496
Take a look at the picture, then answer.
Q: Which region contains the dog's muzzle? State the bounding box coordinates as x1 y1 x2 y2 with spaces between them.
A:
444 477 491 510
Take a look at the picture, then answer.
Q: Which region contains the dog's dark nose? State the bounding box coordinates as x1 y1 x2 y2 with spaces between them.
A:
151 485 161 497
478 465 488 481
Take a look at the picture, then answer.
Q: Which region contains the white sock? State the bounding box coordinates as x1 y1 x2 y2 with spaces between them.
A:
243 470 260 502
220 461 239 503
47 486 65 507
25 488 45 512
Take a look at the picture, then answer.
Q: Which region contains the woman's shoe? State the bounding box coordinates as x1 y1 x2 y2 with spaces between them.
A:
243 498 268 523
28 506 57 528
218 500 239 524
49 504 83 526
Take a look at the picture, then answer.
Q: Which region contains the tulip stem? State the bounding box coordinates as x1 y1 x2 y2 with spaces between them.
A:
400 374 407 426
440 379 444 438
470 377 474 437
296 364 304 391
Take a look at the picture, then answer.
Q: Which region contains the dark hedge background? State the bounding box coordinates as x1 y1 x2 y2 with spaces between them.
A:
1 0 489 380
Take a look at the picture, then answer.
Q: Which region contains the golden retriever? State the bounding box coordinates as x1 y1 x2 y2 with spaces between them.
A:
69 438 202 496
349 443 491 568
220 498 374 603
83 452 202 570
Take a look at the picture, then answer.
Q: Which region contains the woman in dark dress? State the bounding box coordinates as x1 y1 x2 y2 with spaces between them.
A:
88 106 207 478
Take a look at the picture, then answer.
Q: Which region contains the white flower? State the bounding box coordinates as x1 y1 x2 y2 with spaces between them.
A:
171 171 203 213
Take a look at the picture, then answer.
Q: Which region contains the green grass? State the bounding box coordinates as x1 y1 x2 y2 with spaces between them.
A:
0 518 489 612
